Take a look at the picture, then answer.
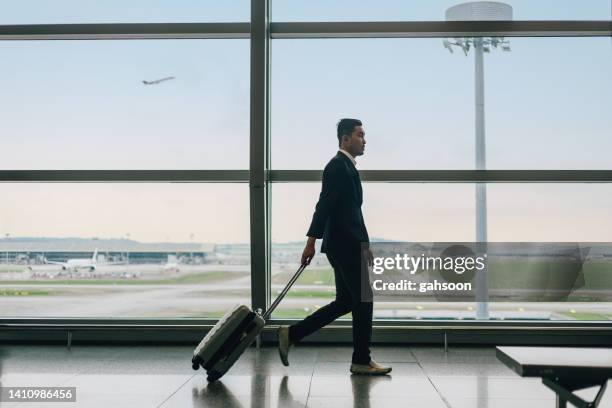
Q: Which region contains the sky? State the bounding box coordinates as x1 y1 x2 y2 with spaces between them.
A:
0 1 610 244
0 1 610 23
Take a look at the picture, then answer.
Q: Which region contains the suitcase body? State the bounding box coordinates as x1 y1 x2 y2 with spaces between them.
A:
192 263 306 381
192 304 264 382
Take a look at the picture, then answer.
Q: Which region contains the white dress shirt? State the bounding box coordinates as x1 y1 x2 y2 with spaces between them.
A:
338 148 357 166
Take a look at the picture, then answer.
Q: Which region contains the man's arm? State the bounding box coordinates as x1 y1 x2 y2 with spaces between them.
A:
306 162 344 239
302 162 345 265
301 236 317 265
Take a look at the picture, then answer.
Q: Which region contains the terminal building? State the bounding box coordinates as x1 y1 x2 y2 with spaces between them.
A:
0 238 215 265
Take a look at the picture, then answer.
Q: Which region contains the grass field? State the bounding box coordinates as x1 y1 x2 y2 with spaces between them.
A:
0 270 235 286
487 260 612 289
273 268 335 285
559 311 612 320
0 289 55 296
1 260 610 307
284 290 334 298
0 265 29 273
175 308 320 319
184 310 612 320
276 261 612 289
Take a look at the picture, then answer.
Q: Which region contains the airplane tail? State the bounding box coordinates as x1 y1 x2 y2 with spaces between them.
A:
92 249 98 262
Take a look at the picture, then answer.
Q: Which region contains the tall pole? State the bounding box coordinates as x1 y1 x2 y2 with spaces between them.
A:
474 38 489 319
445 2 512 321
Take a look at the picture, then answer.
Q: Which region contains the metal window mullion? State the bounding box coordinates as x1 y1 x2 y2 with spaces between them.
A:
268 170 612 183
0 23 250 40
249 0 270 315
0 170 249 182
271 21 612 39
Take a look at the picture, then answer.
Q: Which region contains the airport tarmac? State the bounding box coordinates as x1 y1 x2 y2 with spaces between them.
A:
1 263 611 319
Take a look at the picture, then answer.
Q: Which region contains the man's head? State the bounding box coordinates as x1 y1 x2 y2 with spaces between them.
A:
337 118 366 157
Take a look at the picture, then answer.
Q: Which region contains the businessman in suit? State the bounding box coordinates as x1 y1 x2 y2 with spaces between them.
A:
278 118 391 375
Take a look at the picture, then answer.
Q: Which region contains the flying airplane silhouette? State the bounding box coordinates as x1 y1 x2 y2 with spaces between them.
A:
142 76 175 85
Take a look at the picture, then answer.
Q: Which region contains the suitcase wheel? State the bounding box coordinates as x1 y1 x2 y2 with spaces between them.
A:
191 357 201 371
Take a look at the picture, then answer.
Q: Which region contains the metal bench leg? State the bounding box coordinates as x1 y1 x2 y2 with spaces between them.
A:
556 395 567 408
592 381 608 408
543 378 608 408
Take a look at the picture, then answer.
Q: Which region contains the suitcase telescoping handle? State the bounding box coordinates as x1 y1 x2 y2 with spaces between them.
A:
262 262 308 320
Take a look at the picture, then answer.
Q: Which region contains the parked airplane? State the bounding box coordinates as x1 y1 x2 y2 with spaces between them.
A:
142 76 175 85
44 250 98 272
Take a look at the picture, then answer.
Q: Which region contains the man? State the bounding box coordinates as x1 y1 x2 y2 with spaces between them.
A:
278 118 391 375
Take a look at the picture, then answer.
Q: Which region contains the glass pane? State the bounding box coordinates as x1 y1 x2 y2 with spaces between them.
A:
488 184 612 242
271 37 611 170
0 40 249 169
0 183 250 318
273 0 611 22
271 183 474 319
271 183 612 320
0 1 249 24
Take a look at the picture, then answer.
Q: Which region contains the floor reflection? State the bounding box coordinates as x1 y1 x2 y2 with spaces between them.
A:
350 375 392 408
191 380 243 408
190 373 396 408
191 375 308 408
279 375 308 408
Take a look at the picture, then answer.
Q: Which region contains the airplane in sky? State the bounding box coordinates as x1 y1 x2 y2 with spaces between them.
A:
44 249 98 272
142 76 175 85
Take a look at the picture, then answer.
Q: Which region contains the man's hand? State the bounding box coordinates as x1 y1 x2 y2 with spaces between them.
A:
363 248 374 267
301 237 317 265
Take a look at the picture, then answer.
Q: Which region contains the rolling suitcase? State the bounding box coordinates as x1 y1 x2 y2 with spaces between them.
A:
192 262 307 382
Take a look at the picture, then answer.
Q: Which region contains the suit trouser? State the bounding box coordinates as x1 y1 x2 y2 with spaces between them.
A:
288 246 373 365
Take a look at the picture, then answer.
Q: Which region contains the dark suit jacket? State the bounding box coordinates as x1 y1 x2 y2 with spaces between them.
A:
307 152 370 253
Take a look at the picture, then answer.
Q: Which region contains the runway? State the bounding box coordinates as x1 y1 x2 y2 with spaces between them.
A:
1 263 611 320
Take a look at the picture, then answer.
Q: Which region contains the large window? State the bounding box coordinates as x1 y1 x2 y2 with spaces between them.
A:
0 40 249 170
270 11 612 322
271 183 474 319
0 183 250 318
271 38 611 170
272 183 612 320
1 2 610 329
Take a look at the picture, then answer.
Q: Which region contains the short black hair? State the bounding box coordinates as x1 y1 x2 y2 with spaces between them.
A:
337 118 362 146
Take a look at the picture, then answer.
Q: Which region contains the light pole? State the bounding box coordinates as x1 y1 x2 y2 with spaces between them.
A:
443 1 512 320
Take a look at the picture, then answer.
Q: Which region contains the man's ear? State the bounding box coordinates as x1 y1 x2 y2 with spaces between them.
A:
340 134 348 146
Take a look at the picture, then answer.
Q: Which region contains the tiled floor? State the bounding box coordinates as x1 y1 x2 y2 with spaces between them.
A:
0 344 610 407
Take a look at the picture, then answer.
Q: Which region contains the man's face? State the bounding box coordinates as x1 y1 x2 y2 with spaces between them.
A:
342 125 366 157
